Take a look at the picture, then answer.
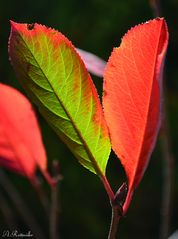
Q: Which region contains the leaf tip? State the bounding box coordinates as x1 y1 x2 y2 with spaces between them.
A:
10 20 15 26
121 17 167 43
9 20 19 31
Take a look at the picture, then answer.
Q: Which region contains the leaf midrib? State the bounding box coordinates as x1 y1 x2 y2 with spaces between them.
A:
17 30 105 177
131 21 164 187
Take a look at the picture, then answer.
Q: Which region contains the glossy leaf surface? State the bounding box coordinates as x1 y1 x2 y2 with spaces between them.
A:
103 18 168 213
0 83 47 179
9 21 111 176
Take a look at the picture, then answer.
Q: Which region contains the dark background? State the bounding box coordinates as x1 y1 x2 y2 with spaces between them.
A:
0 0 178 238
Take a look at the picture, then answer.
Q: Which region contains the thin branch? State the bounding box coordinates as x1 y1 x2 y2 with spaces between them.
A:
159 107 174 239
49 160 62 239
149 1 174 238
31 176 49 214
0 190 18 229
149 0 162 17
50 184 59 239
0 169 46 239
108 207 121 239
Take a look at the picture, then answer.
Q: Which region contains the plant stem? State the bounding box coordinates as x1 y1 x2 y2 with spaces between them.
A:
101 175 115 201
108 206 121 239
149 0 162 16
0 190 18 229
49 160 62 239
31 176 49 214
50 184 59 239
101 175 121 239
149 1 174 238
159 108 174 239
0 169 46 239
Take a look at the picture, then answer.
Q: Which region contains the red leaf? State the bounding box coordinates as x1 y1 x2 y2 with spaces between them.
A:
0 83 49 182
103 18 168 213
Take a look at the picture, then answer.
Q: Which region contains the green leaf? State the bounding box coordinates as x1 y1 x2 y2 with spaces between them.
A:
9 21 111 176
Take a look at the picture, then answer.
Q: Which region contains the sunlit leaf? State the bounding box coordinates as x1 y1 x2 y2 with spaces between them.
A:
9 21 111 177
103 18 168 213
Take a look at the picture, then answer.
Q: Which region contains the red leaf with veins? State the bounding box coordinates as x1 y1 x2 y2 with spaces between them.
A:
0 83 52 184
103 18 168 214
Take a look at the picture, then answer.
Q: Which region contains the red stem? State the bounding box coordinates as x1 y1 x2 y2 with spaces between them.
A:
101 175 115 202
101 175 121 239
108 207 121 239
